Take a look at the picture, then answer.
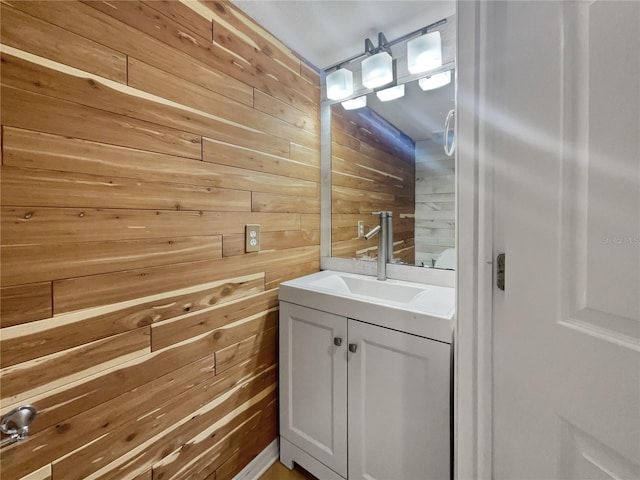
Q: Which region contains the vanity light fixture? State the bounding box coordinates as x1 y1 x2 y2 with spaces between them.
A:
341 95 367 110
323 18 447 102
418 70 451 91
407 31 442 74
362 51 394 89
326 68 354 100
376 84 405 102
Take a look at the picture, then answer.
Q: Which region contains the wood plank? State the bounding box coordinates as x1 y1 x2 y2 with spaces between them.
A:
253 89 319 133
0 235 222 287
1 128 311 197
0 274 263 368
1 51 291 158
81 0 316 115
0 352 215 480
142 0 214 44
1 86 201 159
18 465 51 480
1 127 221 187
1 207 301 245
215 327 277 375
265 260 320 290
300 214 320 231
332 142 414 184
0 329 261 440
0 282 51 328
127 54 253 108
86 358 276 480
0 327 150 405
126 57 317 152
52 245 316 313
290 142 320 167
150 392 272 480
0 166 251 211
152 289 279 351
0 4 127 83
251 192 319 213
178 161 318 197
300 62 320 86
6 0 256 107
203 138 319 183
201 1 301 75
222 230 320 258
51 366 276 480
332 185 396 215
197 3 318 113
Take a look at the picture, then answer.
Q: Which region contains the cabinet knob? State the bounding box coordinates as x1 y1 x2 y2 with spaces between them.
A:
333 337 342 347
348 343 358 353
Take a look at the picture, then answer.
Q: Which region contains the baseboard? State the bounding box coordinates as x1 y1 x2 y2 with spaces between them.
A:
232 438 279 480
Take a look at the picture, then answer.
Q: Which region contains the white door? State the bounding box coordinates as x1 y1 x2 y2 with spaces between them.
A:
348 319 450 480
490 1 640 478
279 302 348 477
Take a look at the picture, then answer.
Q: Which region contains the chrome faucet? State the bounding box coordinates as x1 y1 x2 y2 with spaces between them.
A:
364 211 393 281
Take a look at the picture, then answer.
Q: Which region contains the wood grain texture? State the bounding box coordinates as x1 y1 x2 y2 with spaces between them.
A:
1 327 151 405
1 274 263 368
1 207 301 245
1 86 202 159
0 1 320 478
0 282 51 327
152 289 279 351
331 106 415 262
1 165 251 211
1 235 222 286
0 4 127 83
53 245 316 313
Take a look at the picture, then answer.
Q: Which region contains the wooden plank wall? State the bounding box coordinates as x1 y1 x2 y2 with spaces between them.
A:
414 138 455 267
0 1 321 478
331 106 415 264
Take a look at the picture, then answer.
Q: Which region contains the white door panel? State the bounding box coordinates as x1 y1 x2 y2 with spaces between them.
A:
279 302 348 477
348 320 450 480
491 1 639 478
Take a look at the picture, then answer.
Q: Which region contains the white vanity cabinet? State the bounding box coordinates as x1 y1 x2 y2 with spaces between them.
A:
279 300 451 480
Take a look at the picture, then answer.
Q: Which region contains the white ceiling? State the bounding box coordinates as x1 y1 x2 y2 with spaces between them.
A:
231 0 456 142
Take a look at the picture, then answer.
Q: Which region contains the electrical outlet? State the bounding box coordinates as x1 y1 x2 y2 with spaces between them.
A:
358 221 365 238
245 224 260 252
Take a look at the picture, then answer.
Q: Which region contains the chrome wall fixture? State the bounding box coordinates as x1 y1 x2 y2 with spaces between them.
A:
324 18 450 106
0 405 37 447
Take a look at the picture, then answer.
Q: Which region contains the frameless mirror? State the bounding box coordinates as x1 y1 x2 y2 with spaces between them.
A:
323 15 456 276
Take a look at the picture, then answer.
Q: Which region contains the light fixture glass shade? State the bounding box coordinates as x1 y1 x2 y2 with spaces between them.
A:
418 70 451 91
326 68 354 100
341 96 367 110
362 51 393 89
376 84 405 102
407 31 442 74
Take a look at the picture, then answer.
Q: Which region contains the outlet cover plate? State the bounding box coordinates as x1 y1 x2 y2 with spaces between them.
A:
358 221 365 238
245 224 260 253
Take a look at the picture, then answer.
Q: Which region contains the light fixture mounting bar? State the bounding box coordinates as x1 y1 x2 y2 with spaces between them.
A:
324 18 447 73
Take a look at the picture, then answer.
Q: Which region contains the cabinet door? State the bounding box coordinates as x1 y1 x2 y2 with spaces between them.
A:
348 320 451 480
279 302 348 477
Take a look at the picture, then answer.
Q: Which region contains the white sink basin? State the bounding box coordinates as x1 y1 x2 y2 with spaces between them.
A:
309 273 428 304
279 270 454 342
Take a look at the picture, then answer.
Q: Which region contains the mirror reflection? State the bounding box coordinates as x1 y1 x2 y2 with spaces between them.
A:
330 73 455 269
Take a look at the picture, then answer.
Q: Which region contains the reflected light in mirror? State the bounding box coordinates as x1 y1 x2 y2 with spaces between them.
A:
419 70 451 91
341 95 368 110
376 84 405 102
